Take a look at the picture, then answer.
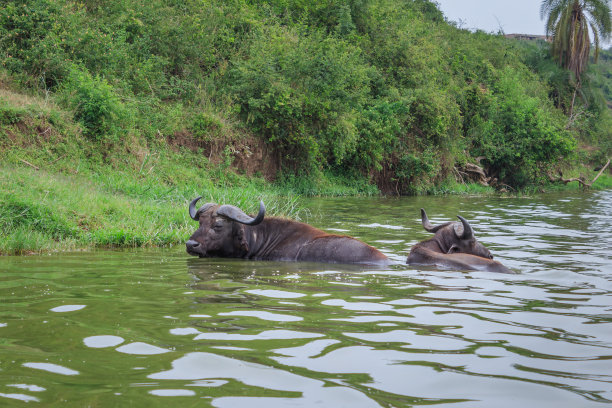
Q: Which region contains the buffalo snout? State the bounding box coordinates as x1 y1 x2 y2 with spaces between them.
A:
186 239 204 256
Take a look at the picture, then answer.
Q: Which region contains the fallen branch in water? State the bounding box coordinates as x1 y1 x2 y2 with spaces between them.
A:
548 158 610 188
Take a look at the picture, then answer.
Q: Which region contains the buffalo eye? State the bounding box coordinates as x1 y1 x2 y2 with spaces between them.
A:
212 222 224 232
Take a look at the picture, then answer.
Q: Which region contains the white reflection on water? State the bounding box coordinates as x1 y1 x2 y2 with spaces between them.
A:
245 289 306 298
83 335 125 348
321 299 394 311
149 389 196 396
149 352 380 408
194 329 323 341
358 223 407 230
0 392 39 403
218 310 303 322
7 384 45 392
115 342 170 355
50 304 86 313
23 362 79 376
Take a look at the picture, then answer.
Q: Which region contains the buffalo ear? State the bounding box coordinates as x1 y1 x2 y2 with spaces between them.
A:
447 244 460 254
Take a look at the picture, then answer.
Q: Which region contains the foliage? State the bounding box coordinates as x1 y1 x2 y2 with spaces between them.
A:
0 0 607 196
60 66 131 142
0 100 26 125
228 24 373 170
590 47 612 102
541 0 612 83
277 169 380 197
468 68 576 186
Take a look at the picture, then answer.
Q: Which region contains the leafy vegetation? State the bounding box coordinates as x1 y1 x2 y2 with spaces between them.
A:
0 0 611 254
541 0 611 83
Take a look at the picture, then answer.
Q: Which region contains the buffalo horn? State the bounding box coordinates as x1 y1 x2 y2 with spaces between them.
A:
217 200 265 226
420 208 451 233
189 196 216 220
455 215 474 239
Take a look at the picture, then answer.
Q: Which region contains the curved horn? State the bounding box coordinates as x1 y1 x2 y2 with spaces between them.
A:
217 200 265 226
420 208 452 233
188 196 216 220
455 215 474 239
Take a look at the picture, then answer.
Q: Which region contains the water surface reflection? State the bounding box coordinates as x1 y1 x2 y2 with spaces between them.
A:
0 190 611 406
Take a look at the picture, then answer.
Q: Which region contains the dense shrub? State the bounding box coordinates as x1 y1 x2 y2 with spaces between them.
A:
60 67 130 142
228 24 373 170
0 0 76 87
1 0 603 191
469 68 575 185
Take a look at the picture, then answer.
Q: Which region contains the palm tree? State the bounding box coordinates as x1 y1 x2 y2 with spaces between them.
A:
541 0 612 115
541 0 611 83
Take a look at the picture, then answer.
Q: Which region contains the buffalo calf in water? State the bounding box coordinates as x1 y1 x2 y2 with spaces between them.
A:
407 209 514 273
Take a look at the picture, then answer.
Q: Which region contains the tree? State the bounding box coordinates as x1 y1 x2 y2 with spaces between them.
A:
541 0 612 115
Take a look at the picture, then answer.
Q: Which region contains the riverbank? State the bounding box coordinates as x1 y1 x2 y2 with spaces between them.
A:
0 163 308 255
1 96 610 255
1 67 610 255
2 154 610 256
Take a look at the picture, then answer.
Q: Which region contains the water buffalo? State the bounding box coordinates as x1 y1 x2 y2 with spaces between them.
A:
185 197 389 265
407 209 514 273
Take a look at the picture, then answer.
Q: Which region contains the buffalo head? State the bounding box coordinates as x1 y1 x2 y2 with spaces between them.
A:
420 208 493 259
185 196 265 258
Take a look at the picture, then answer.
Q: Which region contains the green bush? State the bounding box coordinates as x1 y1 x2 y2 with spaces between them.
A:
190 112 223 141
351 100 410 172
0 0 74 86
469 68 575 186
0 102 26 125
60 67 130 142
228 24 373 170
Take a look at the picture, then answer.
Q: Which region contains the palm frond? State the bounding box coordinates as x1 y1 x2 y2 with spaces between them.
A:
541 0 612 83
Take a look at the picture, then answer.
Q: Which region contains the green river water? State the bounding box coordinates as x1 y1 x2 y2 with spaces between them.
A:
1 190 611 407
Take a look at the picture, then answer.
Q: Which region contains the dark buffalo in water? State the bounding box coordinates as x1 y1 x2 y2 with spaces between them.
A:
407 209 514 273
185 197 389 265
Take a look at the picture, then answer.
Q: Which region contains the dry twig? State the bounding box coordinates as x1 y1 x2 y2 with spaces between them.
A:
19 159 39 170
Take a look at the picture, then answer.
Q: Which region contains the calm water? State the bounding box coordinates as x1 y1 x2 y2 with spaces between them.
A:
1 190 611 407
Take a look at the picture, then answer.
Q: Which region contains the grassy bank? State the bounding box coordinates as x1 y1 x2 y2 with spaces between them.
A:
0 85 309 255
2 83 610 255
3 155 609 256
0 164 304 255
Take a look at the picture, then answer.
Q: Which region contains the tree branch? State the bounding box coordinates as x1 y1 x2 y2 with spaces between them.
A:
548 158 610 188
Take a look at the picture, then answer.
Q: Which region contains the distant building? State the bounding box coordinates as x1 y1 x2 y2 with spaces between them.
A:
505 33 551 42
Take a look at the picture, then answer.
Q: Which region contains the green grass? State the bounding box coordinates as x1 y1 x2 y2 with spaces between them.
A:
425 180 497 196
276 170 380 197
0 164 308 255
591 173 612 189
